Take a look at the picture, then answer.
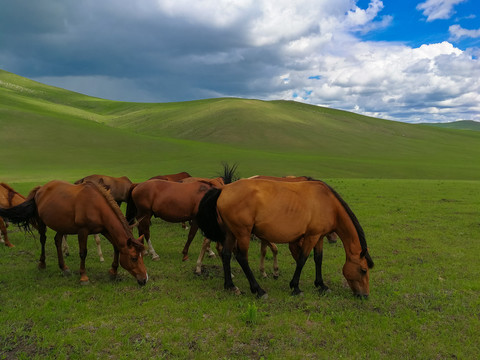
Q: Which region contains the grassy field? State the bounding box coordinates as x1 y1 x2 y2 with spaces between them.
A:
1 179 479 359
1 70 480 359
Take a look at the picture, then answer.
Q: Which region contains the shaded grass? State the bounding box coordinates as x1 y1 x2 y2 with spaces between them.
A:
1 179 479 359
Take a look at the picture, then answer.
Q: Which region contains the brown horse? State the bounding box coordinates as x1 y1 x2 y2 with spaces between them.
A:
0 183 27 247
62 174 134 262
149 172 191 182
126 178 222 261
75 174 133 205
196 178 374 298
0 180 148 285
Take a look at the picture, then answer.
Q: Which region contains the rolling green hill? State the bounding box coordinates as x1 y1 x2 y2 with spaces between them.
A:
1 69 479 183
422 120 480 131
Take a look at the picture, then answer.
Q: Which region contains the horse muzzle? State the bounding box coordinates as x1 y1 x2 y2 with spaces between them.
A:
137 273 148 286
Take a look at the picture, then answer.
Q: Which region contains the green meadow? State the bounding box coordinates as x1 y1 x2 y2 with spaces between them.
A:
1 69 479 359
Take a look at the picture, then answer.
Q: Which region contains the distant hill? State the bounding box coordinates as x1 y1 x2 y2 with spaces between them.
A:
422 120 480 131
1 69 480 182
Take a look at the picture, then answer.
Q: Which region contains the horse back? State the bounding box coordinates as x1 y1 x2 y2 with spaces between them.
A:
218 179 338 243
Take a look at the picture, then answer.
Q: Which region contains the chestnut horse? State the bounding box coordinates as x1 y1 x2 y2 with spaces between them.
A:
0 183 27 247
62 174 134 262
196 178 374 298
0 180 148 285
126 178 222 261
149 172 191 181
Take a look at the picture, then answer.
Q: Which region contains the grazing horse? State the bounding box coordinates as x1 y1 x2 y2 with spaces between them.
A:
62 174 134 262
196 179 374 298
149 172 191 182
0 180 148 285
126 179 221 261
0 183 27 247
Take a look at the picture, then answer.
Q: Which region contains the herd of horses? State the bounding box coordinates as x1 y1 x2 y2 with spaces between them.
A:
0 166 374 298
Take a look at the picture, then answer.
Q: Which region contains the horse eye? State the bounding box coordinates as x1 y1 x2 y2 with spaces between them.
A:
360 268 367 275
131 257 138 262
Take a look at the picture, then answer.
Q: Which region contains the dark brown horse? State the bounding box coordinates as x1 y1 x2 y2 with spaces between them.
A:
0 180 148 285
0 183 27 247
62 174 134 262
196 178 374 298
75 174 133 205
126 178 222 261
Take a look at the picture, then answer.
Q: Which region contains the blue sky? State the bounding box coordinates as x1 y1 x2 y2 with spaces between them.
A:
0 0 479 123
357 0 479 48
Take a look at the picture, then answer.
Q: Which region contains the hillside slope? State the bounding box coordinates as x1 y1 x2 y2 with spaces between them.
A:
1 69 480 181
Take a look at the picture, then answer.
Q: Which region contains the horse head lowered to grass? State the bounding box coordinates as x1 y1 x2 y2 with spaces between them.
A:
196 178 374 298
0 180 148 285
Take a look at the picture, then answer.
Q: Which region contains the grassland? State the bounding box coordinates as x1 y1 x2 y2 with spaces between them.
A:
1 69 479 359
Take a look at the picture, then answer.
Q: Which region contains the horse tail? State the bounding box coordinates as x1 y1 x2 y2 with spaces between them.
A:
0 186 40 232
125 183 139 224
326 183 374 269
196 188 225 244
219 162 239 185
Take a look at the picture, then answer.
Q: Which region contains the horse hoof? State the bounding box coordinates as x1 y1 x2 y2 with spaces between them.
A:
291 289 304 296
80 280 90 286
182 255 189 262
258 292 268 300
38 263 46 270
230 286 242 296
152 255 160 261
63 269 72 277
273 274 279 280
99 257 105 263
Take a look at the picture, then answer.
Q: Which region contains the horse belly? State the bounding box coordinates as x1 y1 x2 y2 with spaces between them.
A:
253 221 306 244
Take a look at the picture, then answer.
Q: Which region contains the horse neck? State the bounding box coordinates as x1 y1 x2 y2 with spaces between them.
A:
334 213 364 260
101 210 131 250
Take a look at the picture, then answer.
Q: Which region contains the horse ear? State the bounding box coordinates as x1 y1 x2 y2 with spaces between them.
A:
137 234 145 244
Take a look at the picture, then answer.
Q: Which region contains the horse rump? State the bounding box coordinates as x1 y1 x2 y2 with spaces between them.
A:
196 188 225 243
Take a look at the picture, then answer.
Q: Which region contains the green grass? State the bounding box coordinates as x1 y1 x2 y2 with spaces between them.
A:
1 179 479 359
1 69 480 359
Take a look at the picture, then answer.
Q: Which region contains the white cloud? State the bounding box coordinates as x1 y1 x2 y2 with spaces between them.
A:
449 24 480 40
416 0 467 22
2 0 479 123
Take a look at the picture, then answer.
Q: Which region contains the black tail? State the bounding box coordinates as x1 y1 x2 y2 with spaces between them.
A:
125 183 139 224
0 198 38 232
196 188 225 244
219 162 239 185
325 183 374 269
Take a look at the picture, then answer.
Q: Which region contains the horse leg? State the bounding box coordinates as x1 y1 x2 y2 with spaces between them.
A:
110 247 120 279
220 234 241 295
234 236 266 298
78 229 89 284
54 233 71 276
260 240 279 279
288 236 317 296
182 221 198 261
62 235 70 257
139 216 159 261
0 217 14 247
195 238 210 275
94 234 105 262
314 237 329 293
38 221 47 270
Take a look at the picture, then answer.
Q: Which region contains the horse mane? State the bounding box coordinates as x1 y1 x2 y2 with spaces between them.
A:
311 179 374 269
83 181 133 237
